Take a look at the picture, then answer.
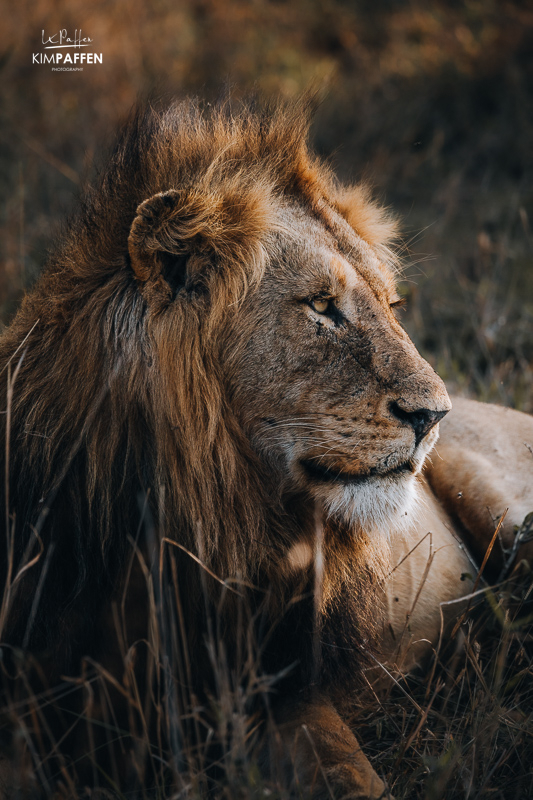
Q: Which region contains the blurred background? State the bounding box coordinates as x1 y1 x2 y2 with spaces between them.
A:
1 0 532 409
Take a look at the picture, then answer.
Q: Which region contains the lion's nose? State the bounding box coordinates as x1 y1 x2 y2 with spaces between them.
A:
389 401 448 446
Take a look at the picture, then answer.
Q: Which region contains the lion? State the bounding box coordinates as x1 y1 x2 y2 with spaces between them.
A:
0 98 531 799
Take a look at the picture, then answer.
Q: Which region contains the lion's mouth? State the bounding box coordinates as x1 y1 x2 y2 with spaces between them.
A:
300 458 413 485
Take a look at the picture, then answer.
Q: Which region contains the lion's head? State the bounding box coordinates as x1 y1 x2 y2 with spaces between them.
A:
124 103 450 543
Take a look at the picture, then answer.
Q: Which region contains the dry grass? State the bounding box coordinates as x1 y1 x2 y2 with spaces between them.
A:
1 509 532 799
359 570 533 799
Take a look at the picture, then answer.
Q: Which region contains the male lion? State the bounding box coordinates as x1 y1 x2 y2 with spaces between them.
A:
0 99 531 799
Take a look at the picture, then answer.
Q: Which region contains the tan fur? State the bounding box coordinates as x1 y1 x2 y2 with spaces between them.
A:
1 100 532 799
368 398 533 683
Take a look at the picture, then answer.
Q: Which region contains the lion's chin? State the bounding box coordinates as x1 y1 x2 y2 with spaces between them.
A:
320 470 420 533
302 428 439 532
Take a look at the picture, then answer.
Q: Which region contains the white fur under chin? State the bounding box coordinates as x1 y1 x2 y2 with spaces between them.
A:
322 471 421 534
320 428 440 534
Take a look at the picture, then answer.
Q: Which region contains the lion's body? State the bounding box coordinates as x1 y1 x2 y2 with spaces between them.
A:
0 99 531 799
428 397 533 567
380 477 473 671
376 399 533 680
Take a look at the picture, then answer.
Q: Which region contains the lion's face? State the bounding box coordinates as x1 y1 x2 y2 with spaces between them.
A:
227 204 451 530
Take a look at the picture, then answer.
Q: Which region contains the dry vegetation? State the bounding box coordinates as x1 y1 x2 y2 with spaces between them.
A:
0 1 532 798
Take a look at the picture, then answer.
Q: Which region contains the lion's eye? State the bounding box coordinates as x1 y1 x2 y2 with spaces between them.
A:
310 297 333 315
390 298 406 311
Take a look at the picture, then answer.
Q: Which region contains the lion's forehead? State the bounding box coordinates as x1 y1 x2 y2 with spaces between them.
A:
329 251 395 301
324 211 399 300
275 204 398 302
276 241 396 308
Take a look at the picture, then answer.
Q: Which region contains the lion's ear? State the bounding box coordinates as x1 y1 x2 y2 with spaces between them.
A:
128 186 272 300
128 190 198 297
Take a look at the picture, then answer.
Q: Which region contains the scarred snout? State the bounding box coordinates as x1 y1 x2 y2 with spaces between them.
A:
372 312 452 449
